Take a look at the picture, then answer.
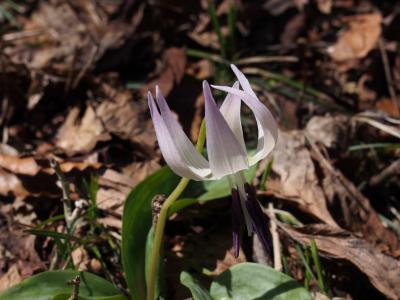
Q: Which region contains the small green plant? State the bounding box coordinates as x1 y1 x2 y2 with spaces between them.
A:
0 0 22 29
295 241 331 297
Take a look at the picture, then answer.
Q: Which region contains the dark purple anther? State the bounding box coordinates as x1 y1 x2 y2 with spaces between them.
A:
244 184 273 259
231 188 243 258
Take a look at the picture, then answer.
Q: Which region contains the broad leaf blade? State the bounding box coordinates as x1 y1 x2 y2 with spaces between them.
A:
210 263 313 300
121 167 180 299
0 270 125 300
180 272 212 300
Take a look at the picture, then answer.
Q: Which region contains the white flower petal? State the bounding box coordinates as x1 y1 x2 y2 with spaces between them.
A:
230 64 258 99
148 90 211 180
203 81 248 179
211 80 278 166
219 81 246 151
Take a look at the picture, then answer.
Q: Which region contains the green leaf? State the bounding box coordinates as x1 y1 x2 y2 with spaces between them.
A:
0 270 126 300
145 226 163 299
210 263 313 300
180 272 212 300
121 167 180 299
52 294 126 300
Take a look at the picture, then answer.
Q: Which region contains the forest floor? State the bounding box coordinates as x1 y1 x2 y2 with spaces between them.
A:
0 0 399 299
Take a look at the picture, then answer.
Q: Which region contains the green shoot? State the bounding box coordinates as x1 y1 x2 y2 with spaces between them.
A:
295 244 317 289
207 0 226 59
311 240 330 296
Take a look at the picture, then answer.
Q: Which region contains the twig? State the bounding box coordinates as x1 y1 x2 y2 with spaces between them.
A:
268 203 282 272
378 38 399 115
236 56 298 65
50 158 73 229
369 158 400 186
72 46 98 89
67 275 80 300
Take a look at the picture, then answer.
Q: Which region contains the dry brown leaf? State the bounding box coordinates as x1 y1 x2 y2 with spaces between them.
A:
122 160 160 184
282 224 400 299
305 115 349 149
166 218 246 299
316 0 332 14
3 1 135 75
147 47 187 97
376 98 400 117
263 0 302 16
311 142 399 250
96 161 159 229
56 106 111 156
0 169 28 197
0 154 101 199
94 88 155 150
328 13 382 62
0 264 21 293
71 247 89 272
97 169 132 216
0 155 40 176
266 131 338 226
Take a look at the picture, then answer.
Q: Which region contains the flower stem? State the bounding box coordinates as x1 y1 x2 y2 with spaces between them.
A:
146 120 206 300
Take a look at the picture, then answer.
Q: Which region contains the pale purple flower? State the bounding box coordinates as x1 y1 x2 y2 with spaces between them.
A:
148 64 278 257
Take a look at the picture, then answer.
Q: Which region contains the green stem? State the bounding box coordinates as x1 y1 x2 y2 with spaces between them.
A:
146 120 206 300
311 240 328 296
207 0 226 59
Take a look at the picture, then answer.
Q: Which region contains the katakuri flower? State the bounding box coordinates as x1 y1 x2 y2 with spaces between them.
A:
147 64 278 257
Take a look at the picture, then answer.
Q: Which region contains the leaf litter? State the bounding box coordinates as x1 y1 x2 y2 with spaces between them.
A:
0 0 399 299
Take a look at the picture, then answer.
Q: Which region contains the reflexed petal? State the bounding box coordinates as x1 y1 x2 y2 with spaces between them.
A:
203 81 248 179
211 66 278 166
148 90 211 180
219 81 246 151
230 64 258 99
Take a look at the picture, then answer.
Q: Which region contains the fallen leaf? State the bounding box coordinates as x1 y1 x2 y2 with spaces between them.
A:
166 213 246 299
311 142 399 250
146 47 187 97
94 86 155 150
305 115 349 149
376 98 400 117
0 265 21 293
57 79 156 156
281 224 400 300
316 0 332 14
96 161 160 229
0 155 40 176
328 13 382 62
266 131 338 226
56 106 111 156
71 247 89 272
3 1 134 75
263 0 299 16
0 169 28 197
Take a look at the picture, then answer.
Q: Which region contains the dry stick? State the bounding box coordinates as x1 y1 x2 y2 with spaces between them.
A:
378 38 399 115
50 158 73 228
369 158 400 187
268 203 282 271
72 46 98 89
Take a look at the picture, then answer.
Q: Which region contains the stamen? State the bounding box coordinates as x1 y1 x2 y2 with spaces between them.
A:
231 188 243 258
244 183 273 257
234 172 253 235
